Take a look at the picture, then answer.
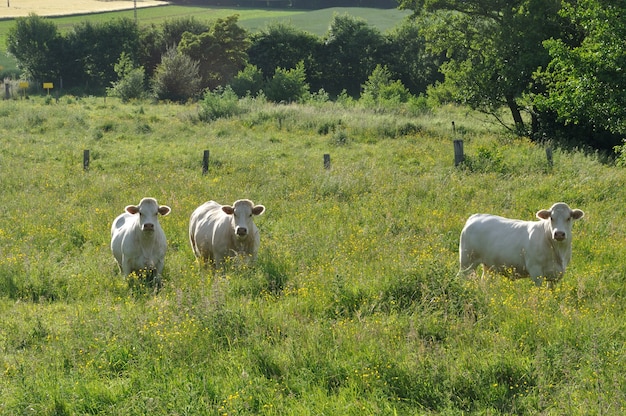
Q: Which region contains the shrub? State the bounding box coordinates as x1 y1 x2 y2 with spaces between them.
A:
198 86 243 121
230 64 263 98
152 47 202 102
264 61 309 103
107 53 147 102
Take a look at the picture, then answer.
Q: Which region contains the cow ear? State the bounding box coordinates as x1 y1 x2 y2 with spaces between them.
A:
125 205 139 215
536 209 551 220
158 205 171 216
222 206 234 215
571 209 584 220
252 205 265 216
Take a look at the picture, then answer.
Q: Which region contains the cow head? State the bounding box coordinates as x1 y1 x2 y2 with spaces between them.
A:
536 202 584 242
125 197 171 232
222 199 265 239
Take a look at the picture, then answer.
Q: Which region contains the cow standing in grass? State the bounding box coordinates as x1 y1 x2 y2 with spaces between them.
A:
111 197 171 284
189 199 265 268
459 202 584 287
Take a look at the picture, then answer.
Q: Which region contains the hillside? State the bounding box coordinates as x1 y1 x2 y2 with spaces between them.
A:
0 96 625 414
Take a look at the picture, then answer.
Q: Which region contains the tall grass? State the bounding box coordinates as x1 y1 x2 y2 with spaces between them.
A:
1 96 625 414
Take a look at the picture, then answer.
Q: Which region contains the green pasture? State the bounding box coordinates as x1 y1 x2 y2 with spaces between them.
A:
0 5 411 56
0 95 625 414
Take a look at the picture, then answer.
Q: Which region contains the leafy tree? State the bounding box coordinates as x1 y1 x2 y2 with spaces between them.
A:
138 23 165 79
399 0 567 134
264 61 309 102
152 47 202 102
6 14 61 82
533 0 626 149
178 15 250 90
107 52 146 102
383 19 443 96
248 22 322 89
63 18 140 91
162 16 209 48
320 14 386 98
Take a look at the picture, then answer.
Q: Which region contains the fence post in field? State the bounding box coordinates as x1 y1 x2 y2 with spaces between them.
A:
202 150 210 175
454 140 464 166
324 153 331 170
83 150 90 171
546 147 553 167
452 121 464 167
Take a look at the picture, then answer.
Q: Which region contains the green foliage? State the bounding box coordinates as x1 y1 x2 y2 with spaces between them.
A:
63 18 140 92
533 0 626 148
248 21 321 82
230 63 264 97
178 15 250 90
322 14 386 97
151 47 202 102
198 86 244 121
263 61 310 103
401 0 567 133
6 13 61 81
107 52 147 102
361 64 411 108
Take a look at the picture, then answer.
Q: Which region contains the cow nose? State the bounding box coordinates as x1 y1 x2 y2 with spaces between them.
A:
143 223 155 231
554 231 566 241
236 227 247 236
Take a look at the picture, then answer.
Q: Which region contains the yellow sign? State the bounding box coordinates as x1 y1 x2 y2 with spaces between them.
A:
43 82 53 89
19 81 28 88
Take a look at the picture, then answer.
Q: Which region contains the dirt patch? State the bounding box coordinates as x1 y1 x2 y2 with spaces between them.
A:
0 0 167 19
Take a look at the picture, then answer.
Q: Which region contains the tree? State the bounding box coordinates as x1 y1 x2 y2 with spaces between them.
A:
320 14 386 98
399 0 567 134
162 16 209 48
178 15 250 90
6 14 61 82
533 0 626 149
383 19 443 96
248 22 322 89
63 18 140 91
152 47 202 102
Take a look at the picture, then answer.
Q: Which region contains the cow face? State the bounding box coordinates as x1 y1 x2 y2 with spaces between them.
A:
222 199 265 239
536 202 584 242
126 197 171 232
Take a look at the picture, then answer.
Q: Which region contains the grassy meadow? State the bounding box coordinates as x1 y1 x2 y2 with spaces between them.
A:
1 95 626 415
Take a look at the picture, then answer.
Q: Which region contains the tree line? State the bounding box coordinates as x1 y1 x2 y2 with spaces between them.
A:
6 13 440 102
6 0 626 152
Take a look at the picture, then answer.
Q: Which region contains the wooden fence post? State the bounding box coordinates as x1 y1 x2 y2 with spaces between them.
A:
454 140 464 166
324 153 331 170
83 149 90 171
202 150 210 175
546 147 553 167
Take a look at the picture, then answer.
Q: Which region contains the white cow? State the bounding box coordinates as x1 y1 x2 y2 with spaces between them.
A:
189 199 265 268
111 197 171 282
459 202 584 286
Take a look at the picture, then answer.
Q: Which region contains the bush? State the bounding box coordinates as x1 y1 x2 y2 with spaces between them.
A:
361 64 411 108
230 64 263 98
152 47 202 102
107 53 147 102
264 61 309 103
198 86 243 121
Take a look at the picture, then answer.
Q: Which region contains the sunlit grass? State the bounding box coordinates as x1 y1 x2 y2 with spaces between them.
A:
1 96 626 414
